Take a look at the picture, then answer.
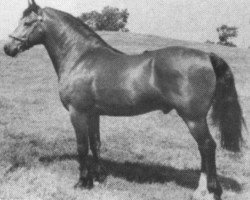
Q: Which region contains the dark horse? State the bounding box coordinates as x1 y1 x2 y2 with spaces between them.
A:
4 1 244 199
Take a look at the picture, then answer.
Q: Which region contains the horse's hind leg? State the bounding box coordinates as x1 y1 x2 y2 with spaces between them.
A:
69 106 93 189
179 114 222 200
88 114 105 184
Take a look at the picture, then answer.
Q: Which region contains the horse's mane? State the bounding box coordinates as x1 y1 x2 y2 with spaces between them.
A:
44 7 124 54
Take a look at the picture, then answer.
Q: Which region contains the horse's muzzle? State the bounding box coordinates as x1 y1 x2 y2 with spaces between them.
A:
4 43 19 57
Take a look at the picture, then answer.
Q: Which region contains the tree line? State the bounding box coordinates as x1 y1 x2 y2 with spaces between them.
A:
79 6 129 32
206 25 238 47
79 7 240 47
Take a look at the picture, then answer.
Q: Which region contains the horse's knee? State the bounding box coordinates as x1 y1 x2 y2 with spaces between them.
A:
95 141 101 151
90 139 101 154
77 144 89 157
206 138 216 149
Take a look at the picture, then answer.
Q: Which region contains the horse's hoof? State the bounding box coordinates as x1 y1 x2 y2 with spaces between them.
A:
93 167 107 184
192 189 221 200
74 181 85 189
94 181 100 186
96 173 107 183
213 194 221 200
74 178 94 190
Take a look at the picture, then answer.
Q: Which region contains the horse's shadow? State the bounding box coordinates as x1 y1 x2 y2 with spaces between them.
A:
39 154 242 192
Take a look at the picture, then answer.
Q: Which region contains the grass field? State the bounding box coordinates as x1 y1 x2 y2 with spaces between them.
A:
0 32 249 200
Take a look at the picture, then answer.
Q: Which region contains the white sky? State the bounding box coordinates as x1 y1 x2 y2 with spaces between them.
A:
0 0 250 48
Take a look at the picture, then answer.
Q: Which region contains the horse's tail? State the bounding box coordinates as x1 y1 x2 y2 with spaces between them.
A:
210 52 245 152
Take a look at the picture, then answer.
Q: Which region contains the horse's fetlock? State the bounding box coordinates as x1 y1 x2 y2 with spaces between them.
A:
207 178 222 197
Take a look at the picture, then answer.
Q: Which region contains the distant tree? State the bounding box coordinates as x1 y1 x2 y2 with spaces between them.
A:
205 40 215 44
216 25 238 47
79 6 129 32
80 11 102 31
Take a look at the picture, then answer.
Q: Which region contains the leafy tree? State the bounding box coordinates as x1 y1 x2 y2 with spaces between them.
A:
216 25 238 47
79 6 129 32
205 40 215 44
80 11 102 31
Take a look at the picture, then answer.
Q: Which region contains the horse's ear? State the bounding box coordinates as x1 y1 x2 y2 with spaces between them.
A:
31 0 37 5
28 0 31 6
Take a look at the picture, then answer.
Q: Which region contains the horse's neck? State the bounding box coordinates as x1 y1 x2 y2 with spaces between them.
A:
42 14 109 78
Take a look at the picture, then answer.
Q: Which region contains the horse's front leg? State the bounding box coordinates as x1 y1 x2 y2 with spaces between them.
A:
69 106 93 189
88 114 106 184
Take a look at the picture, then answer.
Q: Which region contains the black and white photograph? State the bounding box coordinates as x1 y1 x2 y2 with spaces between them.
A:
0 0 249 199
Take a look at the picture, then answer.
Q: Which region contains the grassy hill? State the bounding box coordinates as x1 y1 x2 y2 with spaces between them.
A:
0 32 249 200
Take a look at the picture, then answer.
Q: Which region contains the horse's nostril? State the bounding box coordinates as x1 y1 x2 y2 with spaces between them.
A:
4 44 9 54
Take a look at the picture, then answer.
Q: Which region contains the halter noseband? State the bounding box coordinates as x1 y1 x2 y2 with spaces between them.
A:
9 34 31 50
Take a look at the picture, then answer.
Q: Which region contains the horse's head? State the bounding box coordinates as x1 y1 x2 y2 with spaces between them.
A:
4 0 45 57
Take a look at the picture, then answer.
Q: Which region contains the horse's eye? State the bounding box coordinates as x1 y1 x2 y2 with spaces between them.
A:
24 19 38 26
24 22 31 26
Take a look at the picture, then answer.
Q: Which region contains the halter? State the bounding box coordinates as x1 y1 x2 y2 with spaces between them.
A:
9 34 31 50
8 35 26 42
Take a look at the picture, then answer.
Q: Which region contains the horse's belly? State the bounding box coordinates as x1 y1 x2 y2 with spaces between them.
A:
95 103 164 116
94 87 169 116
